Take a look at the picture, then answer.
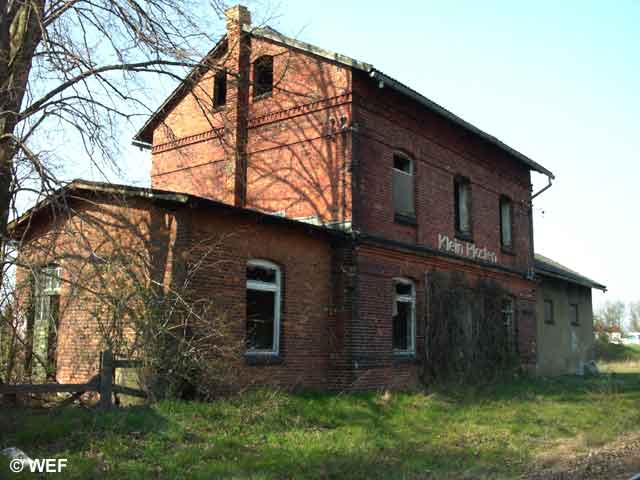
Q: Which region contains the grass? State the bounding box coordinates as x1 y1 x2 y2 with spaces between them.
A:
596 341 640 374
2 353 640 479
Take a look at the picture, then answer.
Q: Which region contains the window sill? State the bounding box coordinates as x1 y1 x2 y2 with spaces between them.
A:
544 321 555 326
252 92 273 102
501 246 515 256
212 105 226 113
394 213 417 226
244 352 283 365
392 352 418 366
455 231 473 243
571 323 580 327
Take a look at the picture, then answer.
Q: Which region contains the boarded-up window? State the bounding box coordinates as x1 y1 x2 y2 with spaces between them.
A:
569 303 579 326
392 278 415 353
500 196 513 249
544 299 554 325
246 260 281 354
213 69 227 108
392 154 414 217
455 177 471 236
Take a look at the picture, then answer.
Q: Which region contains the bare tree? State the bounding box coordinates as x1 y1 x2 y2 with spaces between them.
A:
0 0 238 265
629 301 640 332
594 300 626 333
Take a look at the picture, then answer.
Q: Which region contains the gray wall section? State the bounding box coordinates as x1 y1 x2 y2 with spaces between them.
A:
536 276 594 375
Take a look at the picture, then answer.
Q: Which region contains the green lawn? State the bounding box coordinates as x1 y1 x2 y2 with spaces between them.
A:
2 357 640 479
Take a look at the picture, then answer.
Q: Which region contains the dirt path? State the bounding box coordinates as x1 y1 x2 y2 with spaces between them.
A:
522 434 640 479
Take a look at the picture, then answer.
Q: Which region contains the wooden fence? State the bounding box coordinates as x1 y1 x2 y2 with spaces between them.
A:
0 350 146 409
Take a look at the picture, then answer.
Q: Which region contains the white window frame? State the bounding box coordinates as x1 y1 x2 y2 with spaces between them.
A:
392 277 416 354
35 265 61 324
246 259 281 355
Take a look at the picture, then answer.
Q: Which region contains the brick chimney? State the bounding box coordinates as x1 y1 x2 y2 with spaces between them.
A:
225 4 251 33
224 5 251 207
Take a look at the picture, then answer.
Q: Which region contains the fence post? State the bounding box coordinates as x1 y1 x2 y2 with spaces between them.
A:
99 350 114 409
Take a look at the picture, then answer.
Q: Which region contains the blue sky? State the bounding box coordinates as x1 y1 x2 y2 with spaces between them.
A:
73 0 640 309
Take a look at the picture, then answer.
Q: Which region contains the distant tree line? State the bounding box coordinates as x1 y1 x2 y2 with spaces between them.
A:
594 300 640 334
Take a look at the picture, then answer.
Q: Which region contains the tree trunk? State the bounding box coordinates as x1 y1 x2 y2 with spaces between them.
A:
0 0 45 274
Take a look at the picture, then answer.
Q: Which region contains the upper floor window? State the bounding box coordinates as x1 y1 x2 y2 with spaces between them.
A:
569 303 579 326
392 278 416 354
246 260 281 354
253 56 273 97
500 196 513 250
454 176 472 237
544 299 554 325
392 153 415 218
213 69 227 108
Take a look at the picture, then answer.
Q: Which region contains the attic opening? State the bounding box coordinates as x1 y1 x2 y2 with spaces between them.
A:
213 69 227 108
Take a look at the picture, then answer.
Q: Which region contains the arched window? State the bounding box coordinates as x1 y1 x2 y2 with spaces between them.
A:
392 277 416 354
246 259 281 354
253 55 273 97
392 153 415 218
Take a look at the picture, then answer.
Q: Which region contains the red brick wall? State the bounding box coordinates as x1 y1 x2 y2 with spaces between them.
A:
150 30 353 225
15 196 177 383
15 194 340 391
349 243 537 390
352 71 533 273
184 208 336 390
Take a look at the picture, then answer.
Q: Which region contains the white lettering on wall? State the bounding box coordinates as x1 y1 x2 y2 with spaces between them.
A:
437 234 498 264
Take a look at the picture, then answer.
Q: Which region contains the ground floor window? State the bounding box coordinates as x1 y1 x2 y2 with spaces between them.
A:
393 278 416 354
29 265 61 380
246 260 281 355
502 297 516 353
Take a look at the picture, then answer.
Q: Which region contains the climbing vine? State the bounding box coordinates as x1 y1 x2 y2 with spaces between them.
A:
424 270 520 383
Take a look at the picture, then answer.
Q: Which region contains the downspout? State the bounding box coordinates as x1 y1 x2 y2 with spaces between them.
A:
531 174 552 200
528 174 553 280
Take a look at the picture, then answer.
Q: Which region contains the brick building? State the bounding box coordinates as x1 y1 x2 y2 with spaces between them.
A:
9 5 605 390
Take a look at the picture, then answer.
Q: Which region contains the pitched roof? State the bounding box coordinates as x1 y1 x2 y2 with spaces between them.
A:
133 26 554 179
534 253 606 291
8 179 346 240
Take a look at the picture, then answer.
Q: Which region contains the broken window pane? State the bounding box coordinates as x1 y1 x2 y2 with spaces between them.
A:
393 154 412 174
247 264 277 283
395 281 412 296
393 279 415 353
246 289 276 350
392 154 414 217
393 301 411 351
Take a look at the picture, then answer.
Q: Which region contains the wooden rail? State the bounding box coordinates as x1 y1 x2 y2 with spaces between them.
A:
0 350 146 409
